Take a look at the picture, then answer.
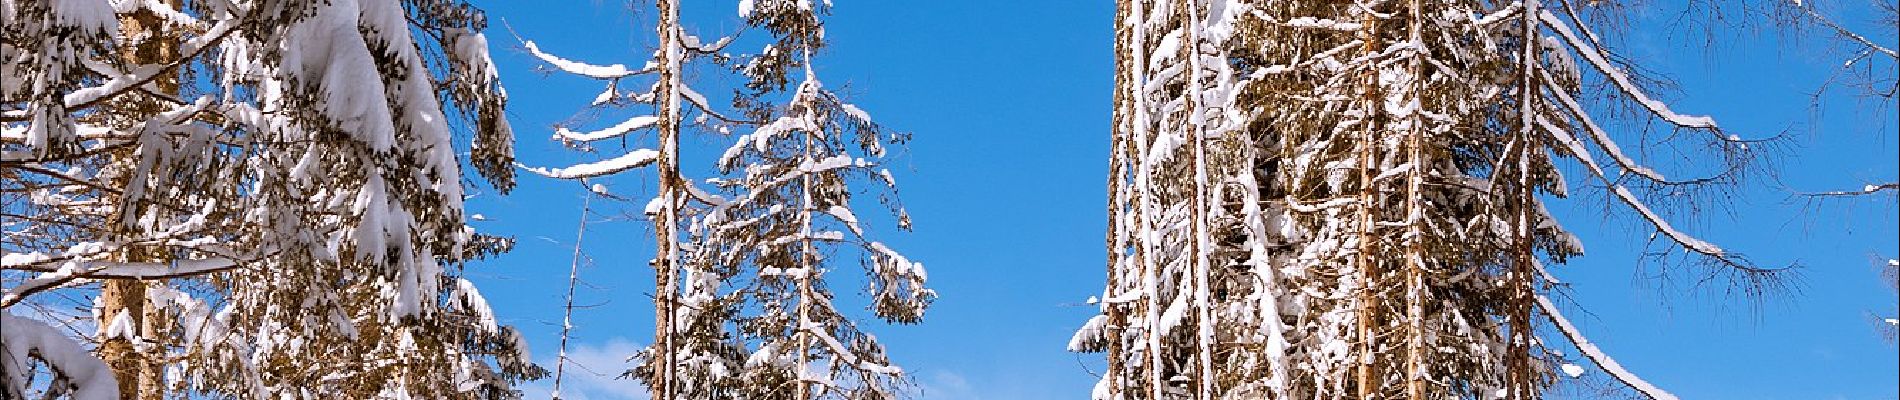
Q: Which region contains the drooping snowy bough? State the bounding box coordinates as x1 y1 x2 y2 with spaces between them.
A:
4 0 541 399
1077 1 1783 399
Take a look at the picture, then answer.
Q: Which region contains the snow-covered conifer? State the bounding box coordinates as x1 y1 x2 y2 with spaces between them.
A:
1079 1 1782 399
703 49 928 400
517 1 930 399
4 1 539 398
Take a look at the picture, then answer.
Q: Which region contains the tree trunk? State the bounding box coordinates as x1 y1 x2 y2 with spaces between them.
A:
1353 7 1384 400
650 0 683 398
1402 1 1428 399
1508 2 1544 398
1105 0 1130 396
1180 0 1218 396
100 3 180 399
795 86 817 400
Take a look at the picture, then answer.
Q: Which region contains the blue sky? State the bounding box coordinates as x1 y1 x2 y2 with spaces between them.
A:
462 1 1897 399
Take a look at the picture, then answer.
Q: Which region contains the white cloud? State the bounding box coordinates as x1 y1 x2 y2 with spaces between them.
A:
910 370 979 400
518 338 651 400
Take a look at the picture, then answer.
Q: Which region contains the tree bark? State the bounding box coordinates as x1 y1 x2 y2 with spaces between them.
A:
1104 0 1130 396
100 3 181 399
1508 2 1545 398
1353 6 1384 400
1180 0 1218 397
1402 1 1428 399
650 0 683 398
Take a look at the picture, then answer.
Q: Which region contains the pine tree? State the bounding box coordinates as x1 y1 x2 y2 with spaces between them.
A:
704 43 929 400
518 1 931 398
1078 1 1784 399
3 1 540 399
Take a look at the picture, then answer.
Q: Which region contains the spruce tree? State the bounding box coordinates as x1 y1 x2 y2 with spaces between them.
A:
518 1 931 398
1078 1 1781 399
3 1 540 398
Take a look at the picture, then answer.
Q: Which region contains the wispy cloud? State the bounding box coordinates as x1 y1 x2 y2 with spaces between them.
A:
910 370 979 400
518 338 650 400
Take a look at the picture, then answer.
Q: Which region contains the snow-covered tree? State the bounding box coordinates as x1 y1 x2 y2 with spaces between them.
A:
704 51 928 400
3 0 540 399
1078 1 1784 399
517 1 930 399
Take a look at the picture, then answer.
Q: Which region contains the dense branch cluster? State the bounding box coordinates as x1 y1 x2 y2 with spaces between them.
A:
3 0 539 399
1 0 1867 399
1075 1 1782 399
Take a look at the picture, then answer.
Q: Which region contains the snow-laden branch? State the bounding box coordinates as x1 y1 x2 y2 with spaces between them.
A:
0 12 239 121
1535 116 1727 258
823 206 864 236
2 256 239 278
1785 0 1897 59
1 311 119 400
1538 10 1719 130
518 149 661 179
682 178 727 206
720 112 820 170
866 241 925 282
3 255 248 307
523 40 650 79
797 323 901 376
678 33 734 54
3 219 259 306
1067 314 1110 352
64 15 241 110
1543 80 1665 181
1472 2 1522 26
1543 72 1731 185
1285 196 1359 213
554 115 659 142
1536 295 1679 400
1801 182 1900 197
677 84 746 124
753 155 872 196
134 0 203 29
1245 40 1363 81
1281 16 1363 31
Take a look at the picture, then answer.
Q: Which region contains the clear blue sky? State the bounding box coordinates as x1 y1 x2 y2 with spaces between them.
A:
462 1 1897 399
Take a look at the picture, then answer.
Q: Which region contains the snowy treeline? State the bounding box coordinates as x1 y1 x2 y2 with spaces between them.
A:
1074 1 1784 399
4 0 1877 399
2 0 539 399
517 1 931 399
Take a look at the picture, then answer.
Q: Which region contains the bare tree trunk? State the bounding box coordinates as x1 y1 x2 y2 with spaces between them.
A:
1104 1 1131 397
1507 170 1537 400
1179 0 1218 398
1401 1 1427 399
650 0 683 398
97 280 148 400
552 195 593 400
1508 2 1544 398
795 84 817 400
1353 7 1383 400
1124 1 1166 398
